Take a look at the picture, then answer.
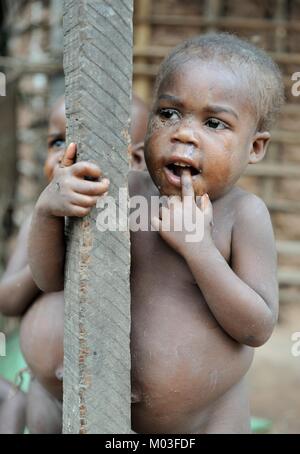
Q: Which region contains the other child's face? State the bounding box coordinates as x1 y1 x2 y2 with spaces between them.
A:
130 102 148 171
144 60 258 199
45 100 66 182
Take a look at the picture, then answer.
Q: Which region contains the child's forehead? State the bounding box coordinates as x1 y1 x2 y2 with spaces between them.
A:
157 60 253 113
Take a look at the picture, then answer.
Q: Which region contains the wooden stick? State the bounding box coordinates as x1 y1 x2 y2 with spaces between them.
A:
266 200 300 213
278 268 300 285
204 0 221 33
276 241 300 255
135 15 300 33
262 0 287 204
133 45 300 65
279 289 300 304
244 163 300 178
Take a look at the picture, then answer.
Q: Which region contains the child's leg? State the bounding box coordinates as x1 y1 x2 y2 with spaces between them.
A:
26 377 62 434
0 378 26 434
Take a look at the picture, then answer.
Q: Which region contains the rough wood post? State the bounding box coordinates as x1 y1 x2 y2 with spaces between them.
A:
63 0 132 434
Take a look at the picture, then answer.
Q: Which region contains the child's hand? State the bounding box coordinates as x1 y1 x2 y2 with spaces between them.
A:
151 170 213 257
38 143 110 217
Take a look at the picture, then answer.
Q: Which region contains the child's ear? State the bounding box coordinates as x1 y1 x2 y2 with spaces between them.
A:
248 131 270 164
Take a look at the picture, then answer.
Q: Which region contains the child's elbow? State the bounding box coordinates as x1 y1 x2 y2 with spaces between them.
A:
243 333 270 347
243 315 276 347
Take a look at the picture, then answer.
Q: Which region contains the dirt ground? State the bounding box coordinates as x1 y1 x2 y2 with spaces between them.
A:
249 301 300 434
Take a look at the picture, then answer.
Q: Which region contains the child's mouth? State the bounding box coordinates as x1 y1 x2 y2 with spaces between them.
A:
164 162 201 187
166 162 200 177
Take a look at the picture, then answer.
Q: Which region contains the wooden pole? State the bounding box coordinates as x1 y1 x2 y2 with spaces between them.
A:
133 15 300 33
63 0 132 434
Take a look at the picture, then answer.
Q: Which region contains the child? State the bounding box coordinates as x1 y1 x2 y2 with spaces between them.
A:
28 33 283 434
0 96 66 433
0 94 149 433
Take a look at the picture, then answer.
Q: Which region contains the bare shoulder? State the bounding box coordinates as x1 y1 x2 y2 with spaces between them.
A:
228 187 271 226
230 187 276 258
213 187 272 239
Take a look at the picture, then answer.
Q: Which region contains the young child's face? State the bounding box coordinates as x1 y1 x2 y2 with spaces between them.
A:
45 99 66 182
144 60 258 199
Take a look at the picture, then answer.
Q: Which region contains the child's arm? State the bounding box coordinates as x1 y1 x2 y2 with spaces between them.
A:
152 171 278 347
28 143 109 293
0 216 41 316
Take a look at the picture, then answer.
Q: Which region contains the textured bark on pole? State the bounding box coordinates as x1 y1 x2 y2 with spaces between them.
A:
63 0 132 434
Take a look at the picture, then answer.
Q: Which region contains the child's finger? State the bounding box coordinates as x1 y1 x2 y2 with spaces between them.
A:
70 205 91 218
71 161 102 179
70 193 99 208
72 178 109 196
181 170 195 200
61 142 77 167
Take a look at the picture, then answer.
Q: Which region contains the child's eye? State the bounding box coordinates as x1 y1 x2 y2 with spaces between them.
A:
49 139 66 149
205 118 228 130
158 108 180 121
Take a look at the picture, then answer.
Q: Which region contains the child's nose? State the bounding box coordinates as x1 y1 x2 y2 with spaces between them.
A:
171 123 200 147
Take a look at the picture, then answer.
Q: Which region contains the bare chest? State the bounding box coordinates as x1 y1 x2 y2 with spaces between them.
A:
131 204 233 300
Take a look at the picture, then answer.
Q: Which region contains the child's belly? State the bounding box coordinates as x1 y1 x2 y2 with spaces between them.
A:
19 292 64 400
130 273 254 433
